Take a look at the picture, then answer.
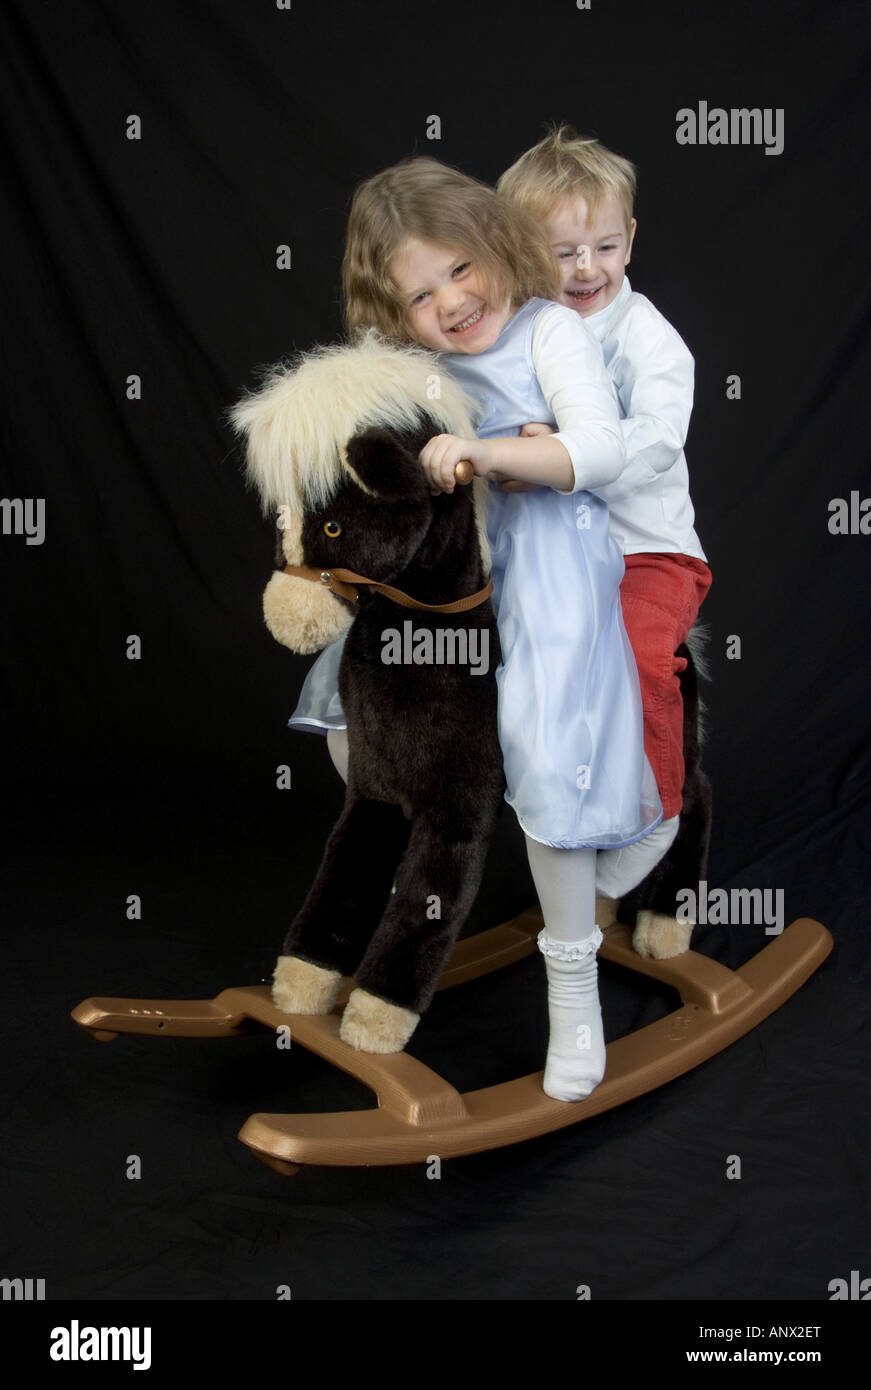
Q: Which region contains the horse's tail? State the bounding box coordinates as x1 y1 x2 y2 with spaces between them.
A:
678 619 711 775
672 619 713 894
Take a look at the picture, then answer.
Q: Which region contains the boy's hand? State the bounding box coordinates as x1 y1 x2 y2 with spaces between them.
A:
495 422 555 491
419 435 489 494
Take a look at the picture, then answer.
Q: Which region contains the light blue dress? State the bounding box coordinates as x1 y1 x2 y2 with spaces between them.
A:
288 299 662 849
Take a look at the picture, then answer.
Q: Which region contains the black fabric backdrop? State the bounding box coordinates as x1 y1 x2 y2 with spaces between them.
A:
1 0 870 1323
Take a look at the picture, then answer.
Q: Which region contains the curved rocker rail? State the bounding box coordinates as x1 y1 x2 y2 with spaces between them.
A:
71 913 832 1171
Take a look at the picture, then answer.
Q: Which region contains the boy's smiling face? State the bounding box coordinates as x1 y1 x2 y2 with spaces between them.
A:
544 192 637 317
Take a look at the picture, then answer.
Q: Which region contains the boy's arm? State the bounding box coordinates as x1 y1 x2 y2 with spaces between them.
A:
594 311 694 506
530 304 626 492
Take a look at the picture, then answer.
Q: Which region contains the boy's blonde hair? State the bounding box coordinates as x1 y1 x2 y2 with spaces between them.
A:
342 156 561 342
497 125 637 233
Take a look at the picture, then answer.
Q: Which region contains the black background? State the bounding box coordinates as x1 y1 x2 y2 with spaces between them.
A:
1 0 869 1314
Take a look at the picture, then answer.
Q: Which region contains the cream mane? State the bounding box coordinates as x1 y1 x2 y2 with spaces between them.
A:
231 329 491 569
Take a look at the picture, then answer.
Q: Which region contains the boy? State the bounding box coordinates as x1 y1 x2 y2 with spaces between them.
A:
497 126 712 914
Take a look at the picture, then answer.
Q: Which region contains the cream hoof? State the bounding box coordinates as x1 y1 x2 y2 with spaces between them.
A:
632 910 693 959
272 955 343 1014
340 988 420 1053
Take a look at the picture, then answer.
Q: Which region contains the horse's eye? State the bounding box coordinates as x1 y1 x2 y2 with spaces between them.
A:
323 520 342 538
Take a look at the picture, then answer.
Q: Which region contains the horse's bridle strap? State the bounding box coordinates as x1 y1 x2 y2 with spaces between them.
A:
281 564 493 614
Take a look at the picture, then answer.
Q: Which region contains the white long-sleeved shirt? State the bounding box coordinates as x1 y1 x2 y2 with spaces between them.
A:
527 300 627 493
575 277 707 560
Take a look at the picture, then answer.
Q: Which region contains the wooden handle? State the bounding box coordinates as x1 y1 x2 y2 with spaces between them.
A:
454 461 474 485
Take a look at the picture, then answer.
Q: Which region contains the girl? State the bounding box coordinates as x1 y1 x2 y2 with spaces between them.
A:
292 157 663 1101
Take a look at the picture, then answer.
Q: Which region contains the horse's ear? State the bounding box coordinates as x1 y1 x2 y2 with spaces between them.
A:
345 424 432 503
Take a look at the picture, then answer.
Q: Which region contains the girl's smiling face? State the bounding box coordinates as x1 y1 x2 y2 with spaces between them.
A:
391 238 514 353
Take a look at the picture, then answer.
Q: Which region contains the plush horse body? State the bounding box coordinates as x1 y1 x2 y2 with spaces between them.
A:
232 334 504 1053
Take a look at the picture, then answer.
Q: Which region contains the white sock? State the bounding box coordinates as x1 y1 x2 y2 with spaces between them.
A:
536 929 605 1101
595 814 680 901
525 836 606 1102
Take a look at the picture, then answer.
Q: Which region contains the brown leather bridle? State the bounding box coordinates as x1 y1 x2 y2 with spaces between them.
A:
282 563 493 614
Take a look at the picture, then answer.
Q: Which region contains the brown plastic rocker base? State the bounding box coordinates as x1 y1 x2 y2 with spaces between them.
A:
71 909 832 1172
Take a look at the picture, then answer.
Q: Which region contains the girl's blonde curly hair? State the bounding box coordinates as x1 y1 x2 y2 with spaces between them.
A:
342 156 562 342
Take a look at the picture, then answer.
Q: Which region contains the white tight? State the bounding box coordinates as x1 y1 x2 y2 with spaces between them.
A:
524 837 598 942
595 814 680 900
326 727 349 782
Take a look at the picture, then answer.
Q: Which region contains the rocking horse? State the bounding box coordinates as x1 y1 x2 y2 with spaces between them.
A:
71 333 832 1173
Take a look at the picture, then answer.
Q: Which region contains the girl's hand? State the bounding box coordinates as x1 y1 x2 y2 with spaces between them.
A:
419 435 489 494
